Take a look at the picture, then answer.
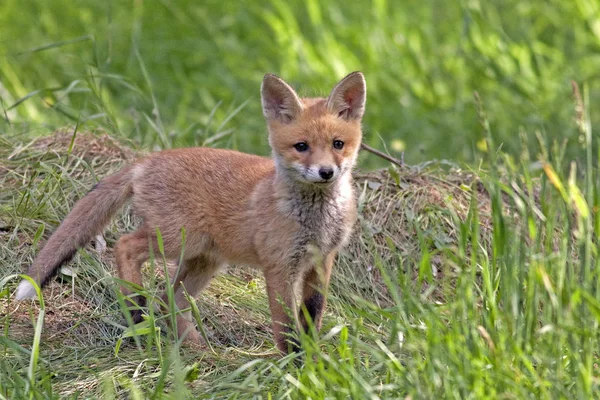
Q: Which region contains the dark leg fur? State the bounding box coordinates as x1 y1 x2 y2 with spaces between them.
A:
299 252 335 333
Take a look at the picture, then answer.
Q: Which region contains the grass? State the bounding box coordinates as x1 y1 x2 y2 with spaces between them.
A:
2 100 600 398
2 1 600 398
2 1 600 164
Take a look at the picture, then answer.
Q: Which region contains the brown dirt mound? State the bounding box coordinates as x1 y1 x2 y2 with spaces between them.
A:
1 129 494 348
29 128 138 162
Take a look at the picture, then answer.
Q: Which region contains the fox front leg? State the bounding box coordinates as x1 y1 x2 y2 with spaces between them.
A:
299 252 335 333
264 270 301 354
264 252 336 354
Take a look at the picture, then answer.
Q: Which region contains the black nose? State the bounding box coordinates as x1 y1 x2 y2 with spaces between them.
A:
319 167 334 180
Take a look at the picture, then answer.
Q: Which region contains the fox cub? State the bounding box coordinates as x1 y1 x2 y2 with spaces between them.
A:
15 72 367 354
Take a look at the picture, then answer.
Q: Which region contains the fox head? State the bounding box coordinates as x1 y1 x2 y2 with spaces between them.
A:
261 72 366 186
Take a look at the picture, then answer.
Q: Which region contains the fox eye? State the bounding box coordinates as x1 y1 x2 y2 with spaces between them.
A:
294 142 309 152
333 140 344 150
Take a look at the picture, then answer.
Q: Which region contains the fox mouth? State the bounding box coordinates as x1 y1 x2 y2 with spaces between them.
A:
303 177 336 186
294 173 335 185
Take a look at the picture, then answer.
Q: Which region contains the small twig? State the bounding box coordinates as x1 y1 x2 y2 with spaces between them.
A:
360 143 404 168
571 80 585 133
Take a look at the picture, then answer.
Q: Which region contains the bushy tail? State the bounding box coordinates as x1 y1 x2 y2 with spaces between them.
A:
15 166 134 300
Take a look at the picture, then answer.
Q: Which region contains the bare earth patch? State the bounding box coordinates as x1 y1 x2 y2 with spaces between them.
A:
1 129 497 344
0 129 508 395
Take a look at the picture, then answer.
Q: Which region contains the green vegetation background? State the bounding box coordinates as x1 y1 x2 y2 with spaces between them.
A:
4 1 600 398
2 0 598 164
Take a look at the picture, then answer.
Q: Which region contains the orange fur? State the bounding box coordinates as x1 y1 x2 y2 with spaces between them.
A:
15 72 367 355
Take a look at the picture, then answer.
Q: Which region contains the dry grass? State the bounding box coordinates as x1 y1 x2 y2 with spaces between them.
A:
0 129 497 345
0 129 522 397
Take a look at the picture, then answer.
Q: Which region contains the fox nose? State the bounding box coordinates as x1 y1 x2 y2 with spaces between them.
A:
319 167 334 180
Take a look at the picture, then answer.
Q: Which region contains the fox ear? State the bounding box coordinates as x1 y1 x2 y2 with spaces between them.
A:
261 74 304 123
327 71 366 121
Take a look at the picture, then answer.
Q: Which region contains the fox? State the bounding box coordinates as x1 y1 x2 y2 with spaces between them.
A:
14 72 366 354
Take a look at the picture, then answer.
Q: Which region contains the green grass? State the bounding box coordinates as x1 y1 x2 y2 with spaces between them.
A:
2 0 600 164
1 107 600 398
2 1 600 398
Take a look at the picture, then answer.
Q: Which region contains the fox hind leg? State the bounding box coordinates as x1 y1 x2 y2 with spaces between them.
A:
115 226 152 323
164 254 222 344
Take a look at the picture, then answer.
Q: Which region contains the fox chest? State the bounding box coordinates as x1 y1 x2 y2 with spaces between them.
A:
288 196 352 266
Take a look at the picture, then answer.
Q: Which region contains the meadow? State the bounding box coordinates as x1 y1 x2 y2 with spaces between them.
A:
1 0 600 398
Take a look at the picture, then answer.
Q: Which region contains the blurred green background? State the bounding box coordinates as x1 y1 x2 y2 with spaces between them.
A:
1 0 599 165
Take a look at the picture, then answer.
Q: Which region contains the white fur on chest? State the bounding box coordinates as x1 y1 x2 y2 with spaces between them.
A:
278 175 355 265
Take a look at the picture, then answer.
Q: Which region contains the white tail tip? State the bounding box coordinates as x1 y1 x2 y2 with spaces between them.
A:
95 234 107 254
15 280 37 300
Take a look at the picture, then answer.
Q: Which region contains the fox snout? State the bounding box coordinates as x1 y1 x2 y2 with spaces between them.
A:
319 167 334 180
301 164 339 184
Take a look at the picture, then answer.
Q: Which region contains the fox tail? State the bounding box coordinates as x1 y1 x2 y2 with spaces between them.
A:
15 166 134 300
